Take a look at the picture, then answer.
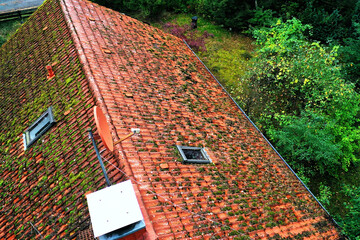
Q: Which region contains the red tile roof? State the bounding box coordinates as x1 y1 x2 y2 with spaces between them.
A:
0 0 124 238
0 0 344 239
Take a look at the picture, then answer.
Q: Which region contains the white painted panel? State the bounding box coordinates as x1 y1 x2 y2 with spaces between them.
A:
86 180 144 237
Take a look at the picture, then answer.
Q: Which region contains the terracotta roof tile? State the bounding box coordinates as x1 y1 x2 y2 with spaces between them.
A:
62 1 343 238
0 0 345 239
0 0 125 238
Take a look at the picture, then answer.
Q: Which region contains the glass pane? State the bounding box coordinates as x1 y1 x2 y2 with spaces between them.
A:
29 114 50 141
183 149 205 160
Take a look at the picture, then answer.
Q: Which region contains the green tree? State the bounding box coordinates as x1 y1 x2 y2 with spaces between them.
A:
338 185 360 239
241 18 360 177
203 0 256 30
340 1 360 90
91 0 201 19
91 0 167 19
268 112 342 177
0 36 6 47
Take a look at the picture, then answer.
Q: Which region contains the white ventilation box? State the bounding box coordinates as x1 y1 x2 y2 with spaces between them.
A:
86 180 145 239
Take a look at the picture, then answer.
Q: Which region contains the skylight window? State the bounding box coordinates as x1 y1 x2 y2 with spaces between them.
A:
23 106 55 150
176 145 211 164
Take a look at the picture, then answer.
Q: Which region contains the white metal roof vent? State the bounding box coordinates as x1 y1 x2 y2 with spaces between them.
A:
86 180 146 239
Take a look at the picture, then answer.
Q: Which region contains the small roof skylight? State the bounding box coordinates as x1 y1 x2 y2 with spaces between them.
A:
23 106 55 150
176 145 211 164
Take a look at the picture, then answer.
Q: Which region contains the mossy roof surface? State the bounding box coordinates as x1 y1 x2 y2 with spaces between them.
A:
60 0 343 239
0 0 344 239
0 0 123 238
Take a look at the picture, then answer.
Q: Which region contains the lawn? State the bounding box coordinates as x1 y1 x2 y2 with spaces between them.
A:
0 19 23 46
152 13 254 90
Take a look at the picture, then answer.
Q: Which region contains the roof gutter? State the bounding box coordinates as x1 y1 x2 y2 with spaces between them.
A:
183 39 343 230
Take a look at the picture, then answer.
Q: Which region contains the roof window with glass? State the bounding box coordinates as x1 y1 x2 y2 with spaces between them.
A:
176 145 211 164
23 106 55 150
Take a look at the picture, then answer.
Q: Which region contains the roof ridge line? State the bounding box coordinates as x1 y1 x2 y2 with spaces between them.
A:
59 0 158 238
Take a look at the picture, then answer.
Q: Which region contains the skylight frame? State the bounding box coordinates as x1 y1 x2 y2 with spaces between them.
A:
176 145 211 164
23 106 55 150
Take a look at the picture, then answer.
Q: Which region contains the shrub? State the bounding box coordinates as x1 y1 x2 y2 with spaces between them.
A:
162 22 212 51
268 112 342 177
241 18 360 177
202 0 255 31
297 2 347 43
317 183 332 207
338 185 360 239
340 2 360 90
0 36 6 47
91 0 166 19
247 7 277 29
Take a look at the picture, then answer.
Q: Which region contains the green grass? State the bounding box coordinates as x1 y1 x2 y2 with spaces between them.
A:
172 14 230 39
152 13 232 40
152 13 254 90
199 35 254 87
0 20 23 47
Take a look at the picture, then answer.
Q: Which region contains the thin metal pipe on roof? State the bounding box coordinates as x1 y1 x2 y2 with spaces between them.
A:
88 129 111 187
183 39 342 230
